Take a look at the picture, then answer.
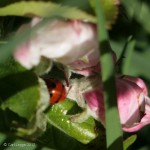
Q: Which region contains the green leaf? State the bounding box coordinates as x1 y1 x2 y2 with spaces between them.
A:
0 0 119 28
89 0 119 28
0 132 43 150
0 1 96 22
95 0 123 149
117 36 135 74
47 100 97 144
123 135 137 150
38 124 87 150
122 38 135 74
0 59 39 120
0 71 39 120
129 51 150 79
123 0 150 33
16 78 49 138
0 58 24 78
0 59 49 138
139 3 150 33
34 57 53 76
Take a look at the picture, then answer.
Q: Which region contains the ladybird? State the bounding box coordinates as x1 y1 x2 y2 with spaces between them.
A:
43 78 67 104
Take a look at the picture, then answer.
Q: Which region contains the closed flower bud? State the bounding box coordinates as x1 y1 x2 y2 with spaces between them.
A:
77 75 150 132
14 18 98 69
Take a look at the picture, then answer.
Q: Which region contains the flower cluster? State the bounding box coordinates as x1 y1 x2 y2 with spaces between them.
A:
83 75 150 132
14 18 150 132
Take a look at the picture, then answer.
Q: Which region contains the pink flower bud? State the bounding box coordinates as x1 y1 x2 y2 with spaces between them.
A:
69 62 101 77
67 49 116 76
14 18 98 69
83 75 150 132
83 87 105 126
120 75 148 96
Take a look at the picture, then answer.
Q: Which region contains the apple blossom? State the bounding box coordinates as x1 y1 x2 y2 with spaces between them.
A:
68 75 150 132
14 18 99 70
117 76 150 132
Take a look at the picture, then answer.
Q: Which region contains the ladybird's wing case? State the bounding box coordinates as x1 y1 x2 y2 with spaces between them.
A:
66 75 101 108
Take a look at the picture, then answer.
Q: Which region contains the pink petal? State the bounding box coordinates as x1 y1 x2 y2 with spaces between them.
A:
121 75 148 95
116 78 144 125
83 87 105 124
70 63 101 77
123 114 150 132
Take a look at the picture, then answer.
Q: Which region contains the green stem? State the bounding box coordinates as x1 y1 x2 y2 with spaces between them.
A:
95 0 123 149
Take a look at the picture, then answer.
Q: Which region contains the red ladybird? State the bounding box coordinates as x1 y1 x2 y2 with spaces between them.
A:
43 78 67 104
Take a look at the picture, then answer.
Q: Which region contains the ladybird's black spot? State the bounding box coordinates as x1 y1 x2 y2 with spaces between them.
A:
55 100 59 103
50 93 53 97
50 82 56 88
